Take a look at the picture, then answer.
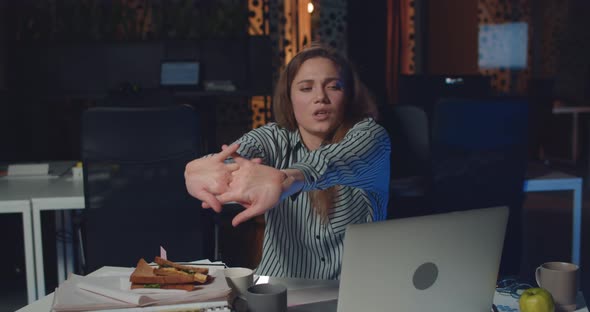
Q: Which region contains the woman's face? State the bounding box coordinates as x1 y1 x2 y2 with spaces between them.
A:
290 57 346 150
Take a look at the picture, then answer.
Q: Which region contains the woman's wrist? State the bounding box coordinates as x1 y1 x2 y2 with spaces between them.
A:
279 169 304 199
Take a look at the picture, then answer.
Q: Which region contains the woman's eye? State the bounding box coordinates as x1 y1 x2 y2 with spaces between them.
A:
327 84 342 90
300 87 312 92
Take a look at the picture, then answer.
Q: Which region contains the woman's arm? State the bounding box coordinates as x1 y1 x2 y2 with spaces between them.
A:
289 118 391 193
215 119 390 226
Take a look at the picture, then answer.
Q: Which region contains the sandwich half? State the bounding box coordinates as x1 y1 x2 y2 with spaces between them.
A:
153 256 209 284
129 258 198 291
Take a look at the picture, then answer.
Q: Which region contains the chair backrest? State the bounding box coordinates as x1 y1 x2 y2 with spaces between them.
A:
80 105 213 273
430 96 529 276
431 97 529 211
386 105 433 218
389 105 430 179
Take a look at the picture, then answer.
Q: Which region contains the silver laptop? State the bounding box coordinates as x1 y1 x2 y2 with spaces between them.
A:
336 206 509 312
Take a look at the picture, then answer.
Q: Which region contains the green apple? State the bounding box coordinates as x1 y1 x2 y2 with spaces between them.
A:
519 287 555 312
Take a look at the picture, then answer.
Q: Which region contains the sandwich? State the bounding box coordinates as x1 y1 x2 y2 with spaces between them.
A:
129 258 211 291
153 256 209 284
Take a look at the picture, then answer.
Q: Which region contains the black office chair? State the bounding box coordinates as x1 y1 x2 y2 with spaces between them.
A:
430 97 529 277
386 105 433 218
79 105 214 273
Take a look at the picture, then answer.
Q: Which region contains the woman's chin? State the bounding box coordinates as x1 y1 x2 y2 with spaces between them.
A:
311 126 336 138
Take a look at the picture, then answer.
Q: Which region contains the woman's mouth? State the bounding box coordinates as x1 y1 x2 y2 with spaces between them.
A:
313 110 330 121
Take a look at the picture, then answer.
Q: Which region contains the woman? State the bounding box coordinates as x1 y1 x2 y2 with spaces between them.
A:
185 43 390 279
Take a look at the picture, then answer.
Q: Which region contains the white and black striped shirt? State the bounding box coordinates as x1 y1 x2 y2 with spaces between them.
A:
234 118 390 279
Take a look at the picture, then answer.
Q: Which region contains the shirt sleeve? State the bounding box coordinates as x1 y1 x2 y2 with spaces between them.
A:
232 123 284 166
288 118 391 195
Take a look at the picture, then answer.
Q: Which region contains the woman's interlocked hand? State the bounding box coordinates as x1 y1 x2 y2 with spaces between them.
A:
184 144 241 212
216 154 286 227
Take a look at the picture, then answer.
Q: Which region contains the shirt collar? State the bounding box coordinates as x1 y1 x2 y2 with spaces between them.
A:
290 128 304 149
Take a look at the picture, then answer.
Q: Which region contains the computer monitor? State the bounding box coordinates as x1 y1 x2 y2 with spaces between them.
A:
160 60 200 87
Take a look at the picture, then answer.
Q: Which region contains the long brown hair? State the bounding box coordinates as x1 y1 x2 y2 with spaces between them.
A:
273 43 378 222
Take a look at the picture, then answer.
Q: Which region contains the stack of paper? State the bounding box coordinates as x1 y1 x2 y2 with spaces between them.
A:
52 267 230 311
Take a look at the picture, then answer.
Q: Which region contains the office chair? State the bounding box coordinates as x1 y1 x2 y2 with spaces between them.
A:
386 105 433 218
79 105 214 273
430 97 529 277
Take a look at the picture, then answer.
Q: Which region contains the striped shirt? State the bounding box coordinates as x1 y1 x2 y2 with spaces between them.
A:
234 117 390 279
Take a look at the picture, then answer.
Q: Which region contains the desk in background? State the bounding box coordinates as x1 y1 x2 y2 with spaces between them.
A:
0 163 83 303
551 105 590 163
0 197 35 304
524 170 583 265
30 176 84 299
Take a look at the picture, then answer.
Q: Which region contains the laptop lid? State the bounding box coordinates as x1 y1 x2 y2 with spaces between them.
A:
337 206 509 312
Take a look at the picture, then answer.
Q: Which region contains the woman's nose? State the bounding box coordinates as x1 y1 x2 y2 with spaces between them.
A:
314 88 329 104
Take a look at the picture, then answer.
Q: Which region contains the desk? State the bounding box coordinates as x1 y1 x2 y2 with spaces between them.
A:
0 169 84 302
524 171 583 265
552 105 590 163
0 176 66 303
30 177 84 298
0 198 35 304
16 267 588 312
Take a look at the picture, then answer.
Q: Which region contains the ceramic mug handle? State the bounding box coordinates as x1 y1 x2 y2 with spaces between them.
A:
535 266 542 287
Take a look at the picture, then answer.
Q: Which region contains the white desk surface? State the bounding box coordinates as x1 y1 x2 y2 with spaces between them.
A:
17 266 588 312
30 176 84 209
0 178 54 201
0 175 83 201
553 106 590 114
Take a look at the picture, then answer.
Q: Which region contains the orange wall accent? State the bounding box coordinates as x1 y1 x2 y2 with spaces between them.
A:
427 0 479 75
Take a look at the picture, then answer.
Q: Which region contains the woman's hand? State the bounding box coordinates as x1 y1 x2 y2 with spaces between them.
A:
184 144 240 212
217 155 285 226
216 155 304 227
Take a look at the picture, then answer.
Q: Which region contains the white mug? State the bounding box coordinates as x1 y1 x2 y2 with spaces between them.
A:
536 262 579 312
224 267 254 297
